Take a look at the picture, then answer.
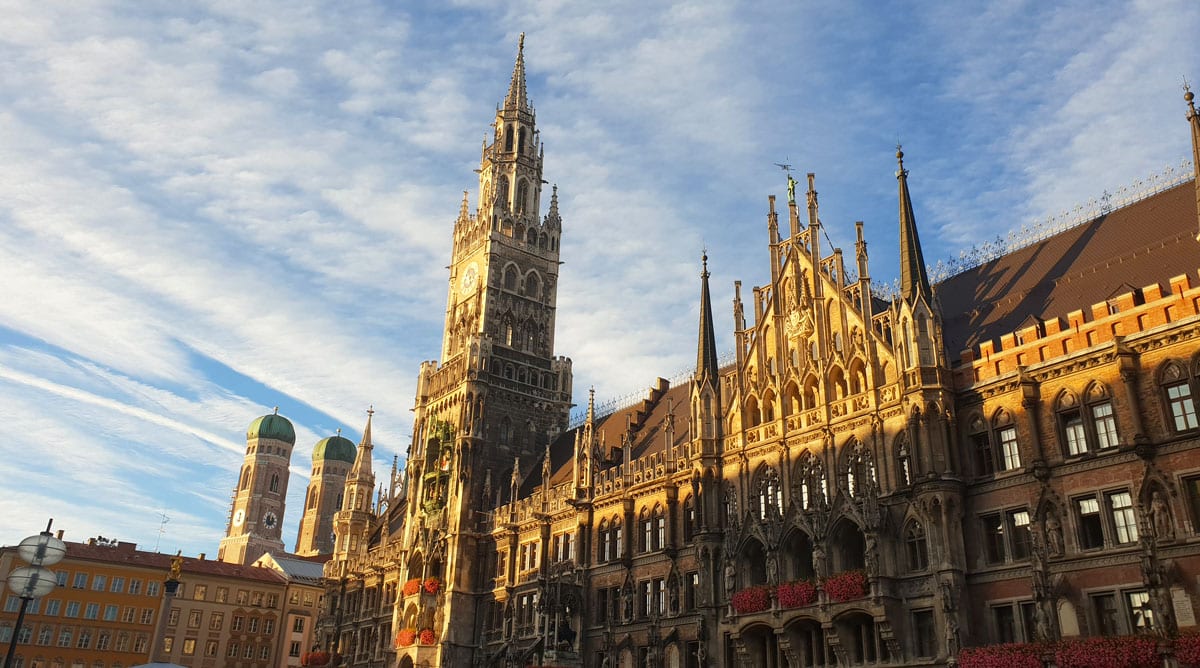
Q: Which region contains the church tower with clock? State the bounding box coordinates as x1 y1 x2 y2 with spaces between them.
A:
386 34 574 666
218 409 295 565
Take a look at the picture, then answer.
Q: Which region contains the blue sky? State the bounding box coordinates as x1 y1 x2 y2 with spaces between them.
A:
0 1 1197 557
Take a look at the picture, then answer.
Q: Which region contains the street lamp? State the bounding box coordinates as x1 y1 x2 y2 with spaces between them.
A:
4 520 66 668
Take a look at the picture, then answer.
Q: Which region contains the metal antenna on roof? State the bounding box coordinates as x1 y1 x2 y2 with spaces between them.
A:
154 510 170 552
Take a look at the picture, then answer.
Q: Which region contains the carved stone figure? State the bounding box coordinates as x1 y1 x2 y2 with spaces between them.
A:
1045 513 1064 557
1150 491 1174 540
813 543 827 579
864 532 879 577
767 553 779 585
1034 602 1052 641
724 561 737 597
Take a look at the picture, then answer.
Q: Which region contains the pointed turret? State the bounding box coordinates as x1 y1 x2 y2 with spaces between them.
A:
897 146 932 304
695 252 720 393
504 33 530 114
1186 84 1200 241
545 184 561 230
351 408 375 480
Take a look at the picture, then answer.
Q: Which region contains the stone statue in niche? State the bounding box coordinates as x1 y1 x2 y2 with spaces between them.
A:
1044 512 1064 557
1149 491 1174 540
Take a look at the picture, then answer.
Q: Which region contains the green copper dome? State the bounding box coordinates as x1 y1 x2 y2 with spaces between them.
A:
247 412 296 444
312 434 356 464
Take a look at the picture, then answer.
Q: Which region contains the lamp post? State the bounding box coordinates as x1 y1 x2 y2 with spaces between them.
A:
3 520 66 668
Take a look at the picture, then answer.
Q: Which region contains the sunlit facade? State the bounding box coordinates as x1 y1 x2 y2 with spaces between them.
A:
317 40 1200 668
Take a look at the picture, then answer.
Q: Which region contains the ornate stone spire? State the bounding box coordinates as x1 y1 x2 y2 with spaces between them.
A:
504 33 530 114
1186 82 1200 241
896 146 932 303
351 407 375 479
695 252 720 392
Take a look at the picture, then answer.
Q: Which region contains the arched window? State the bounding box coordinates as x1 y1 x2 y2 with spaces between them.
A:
993 410 1021 472
654 506 666 550
905 520 928 571
524 272 541 299
598 519 610 562
503 266 519 291
504 124 514 152
518 127 526 154
269 473 280 493
239 467 250 490
639 508 652 553
613 518 623 559
795 452 827 510
753 465 782 520
845 442 876 498
496 176 509 208
762 389 776 422
896 436 912 487
1056 384 1121 455
745 395 761 428
682 496 696 543
1161 359 1199 432
515 180 528 214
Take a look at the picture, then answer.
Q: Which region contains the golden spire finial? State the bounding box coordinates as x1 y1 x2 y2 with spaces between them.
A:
273 406 279 415
367 405 374 416
519 32 525 52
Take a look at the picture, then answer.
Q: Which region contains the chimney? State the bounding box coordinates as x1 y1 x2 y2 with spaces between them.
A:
56 530 64 540
199 553 206 561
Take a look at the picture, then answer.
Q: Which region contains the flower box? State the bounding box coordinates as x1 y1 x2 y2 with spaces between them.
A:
396 628 416 647
957 643 1043 668
1054 635 1159 668
419 628 437 645
731 586 771 614
777 580 817 609
423 577 440 595
1177 632 1200 667
823 570 867 603
403 578 421 596
301 650 331 666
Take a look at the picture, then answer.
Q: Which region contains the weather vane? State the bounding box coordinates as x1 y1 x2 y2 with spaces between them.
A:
775 160 797 204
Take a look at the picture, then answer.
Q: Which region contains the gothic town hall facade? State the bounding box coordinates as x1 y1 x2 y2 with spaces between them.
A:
310 39 1200 667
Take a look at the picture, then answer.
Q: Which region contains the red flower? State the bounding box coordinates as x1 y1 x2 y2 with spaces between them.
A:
776 580 817 609
731 586 771 614
423 577 440 595
823 570 867 603
957 642 1042 668
395 628 416 647
1054 635 1159 668
301 650 331 666
1177 633 1200 667
419 628 437 645
403 578 421 596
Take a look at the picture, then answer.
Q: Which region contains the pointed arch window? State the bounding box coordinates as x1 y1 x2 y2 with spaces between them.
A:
504 266 519 291
639 508 652 553
1161 359 1199 432
896 437 912 487
269 473 280 494
846 443 876 498
518 127 527 154
904 520 928 571
598 519 611 562
1057 385 1120 456
682 496 696 543
795 453 827 510
504 124 514 152
515 180 529 214
496 176 509 209
752 465 783 520
654 506 666 550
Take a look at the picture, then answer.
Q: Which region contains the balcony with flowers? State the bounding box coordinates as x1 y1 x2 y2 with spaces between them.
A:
958 633 1200 668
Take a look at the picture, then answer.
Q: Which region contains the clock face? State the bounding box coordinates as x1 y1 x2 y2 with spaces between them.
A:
232 509 245 527
263 512 278 530
459 263 479 294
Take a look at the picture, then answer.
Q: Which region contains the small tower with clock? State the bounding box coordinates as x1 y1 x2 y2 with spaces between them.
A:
217 409 295 565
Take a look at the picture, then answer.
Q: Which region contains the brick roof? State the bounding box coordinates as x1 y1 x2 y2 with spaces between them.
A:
937 180 1199 358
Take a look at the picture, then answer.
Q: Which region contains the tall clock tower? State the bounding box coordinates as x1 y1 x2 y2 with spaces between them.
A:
400 34 572 666
218 409 294 565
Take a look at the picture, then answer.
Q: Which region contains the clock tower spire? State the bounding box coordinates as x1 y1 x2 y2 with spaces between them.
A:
401 35 573 667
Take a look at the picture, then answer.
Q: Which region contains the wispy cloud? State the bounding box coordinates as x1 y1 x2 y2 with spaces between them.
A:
0 0 1196 556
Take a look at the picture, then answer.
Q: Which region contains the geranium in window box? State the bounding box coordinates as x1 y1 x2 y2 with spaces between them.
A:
396 628 416 647
1177 632 1200 667
1054 635 1159 668
823 570 867 603
731 586 771 614
419 628 437 645
403 578 421 596
423 577 440 595
776 580 817 609
957 642 1042 668
301 650 331 666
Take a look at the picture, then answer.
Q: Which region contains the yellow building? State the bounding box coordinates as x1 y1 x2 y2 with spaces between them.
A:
1 536 299 668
